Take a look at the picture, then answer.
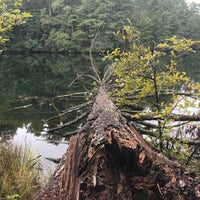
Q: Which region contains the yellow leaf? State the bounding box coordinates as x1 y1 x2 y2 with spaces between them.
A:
122 35 126 40
11 9 20 14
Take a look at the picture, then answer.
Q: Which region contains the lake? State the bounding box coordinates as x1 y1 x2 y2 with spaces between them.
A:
0 52 199 173
0 53 97 173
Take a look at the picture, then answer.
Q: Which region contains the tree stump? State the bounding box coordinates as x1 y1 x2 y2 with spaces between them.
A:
35 86 200 200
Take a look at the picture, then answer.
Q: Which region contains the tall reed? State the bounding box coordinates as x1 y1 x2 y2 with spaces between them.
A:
0 143 41 200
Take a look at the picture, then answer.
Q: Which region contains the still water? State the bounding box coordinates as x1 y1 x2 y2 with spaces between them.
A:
13 125 68 174
0 52 200 172
0 53 95 172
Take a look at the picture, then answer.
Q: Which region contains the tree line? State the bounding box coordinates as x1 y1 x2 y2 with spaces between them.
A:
4 0 200 53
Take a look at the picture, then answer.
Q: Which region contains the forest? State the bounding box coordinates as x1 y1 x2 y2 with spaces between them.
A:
1 0 200 199
4 0 200 53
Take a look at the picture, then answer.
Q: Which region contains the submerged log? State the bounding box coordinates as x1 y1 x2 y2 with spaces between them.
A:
35 86 200 200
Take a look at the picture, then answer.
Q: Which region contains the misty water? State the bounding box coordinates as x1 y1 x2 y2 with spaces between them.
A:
0 52 200 173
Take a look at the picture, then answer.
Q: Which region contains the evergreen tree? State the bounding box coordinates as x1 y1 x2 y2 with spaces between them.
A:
5 0 200 53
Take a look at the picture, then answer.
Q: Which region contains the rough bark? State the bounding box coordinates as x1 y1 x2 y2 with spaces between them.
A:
35 86 200 200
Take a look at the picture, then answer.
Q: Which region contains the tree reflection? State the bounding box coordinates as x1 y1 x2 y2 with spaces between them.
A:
0 54 95 141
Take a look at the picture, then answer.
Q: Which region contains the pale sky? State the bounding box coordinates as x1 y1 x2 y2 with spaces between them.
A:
186 0 200 3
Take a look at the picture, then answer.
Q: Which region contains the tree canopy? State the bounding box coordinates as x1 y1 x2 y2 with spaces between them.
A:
0 0 31 48
4 0 200 53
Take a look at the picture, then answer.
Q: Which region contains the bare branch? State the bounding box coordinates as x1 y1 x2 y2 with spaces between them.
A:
46 101 93 122
126 90 198 101
137 126 200 146
54 92 90 99
186 146 199 165
47 111 90 133
45 157 61 164
136 73 154 80
10 104 32 111
64 130 78 136
68 74 84 88
62 100 93 113
102 65 114 84
137 121 159 128
89 24 102 83
123 112 200 121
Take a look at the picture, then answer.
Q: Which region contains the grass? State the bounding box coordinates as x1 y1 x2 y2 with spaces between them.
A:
0 143 42 200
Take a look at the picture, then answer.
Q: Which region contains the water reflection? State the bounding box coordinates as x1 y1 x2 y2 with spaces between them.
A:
0 52 199 167
181 52 200 82
0 53 96 171
0 53 94 138
12 124 68 174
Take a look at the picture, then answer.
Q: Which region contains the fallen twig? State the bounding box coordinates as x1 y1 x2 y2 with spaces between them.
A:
10 104 32 111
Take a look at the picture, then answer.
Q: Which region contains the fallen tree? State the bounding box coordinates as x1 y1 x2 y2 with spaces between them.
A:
35 86 200 200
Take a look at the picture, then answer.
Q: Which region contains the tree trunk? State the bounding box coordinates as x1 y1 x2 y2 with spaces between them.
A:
35 86 200 200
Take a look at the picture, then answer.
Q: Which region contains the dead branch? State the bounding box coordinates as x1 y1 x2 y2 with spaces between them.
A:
45 157 61 164
120 109 141 114
47 111 89 133
102 65 114 84
138 128 200 146
53 92 90 99
46 100 93 122
68 74 85 88
186 146 199 165
89 24 102 83
137 121 159 129
64 130 78 136
186 140 200 146
132 122 200 147
123 112 200 121
127 90 198 100
10 104 32 110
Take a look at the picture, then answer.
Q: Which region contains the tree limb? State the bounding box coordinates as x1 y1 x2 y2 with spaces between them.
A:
46 101 93 122
54 92 90 99
89 24 101 83
47 111 90 133
123 112 200 121
138 127 200 146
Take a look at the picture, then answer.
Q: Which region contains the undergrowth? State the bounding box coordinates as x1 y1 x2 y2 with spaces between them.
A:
0 143 41 200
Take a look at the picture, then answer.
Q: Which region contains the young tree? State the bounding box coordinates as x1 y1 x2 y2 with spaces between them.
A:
107 25 200 158
0 0 31 47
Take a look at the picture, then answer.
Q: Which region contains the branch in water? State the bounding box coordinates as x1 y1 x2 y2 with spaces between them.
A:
46 100 93 122
47 111 90 133
54 92 90 99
